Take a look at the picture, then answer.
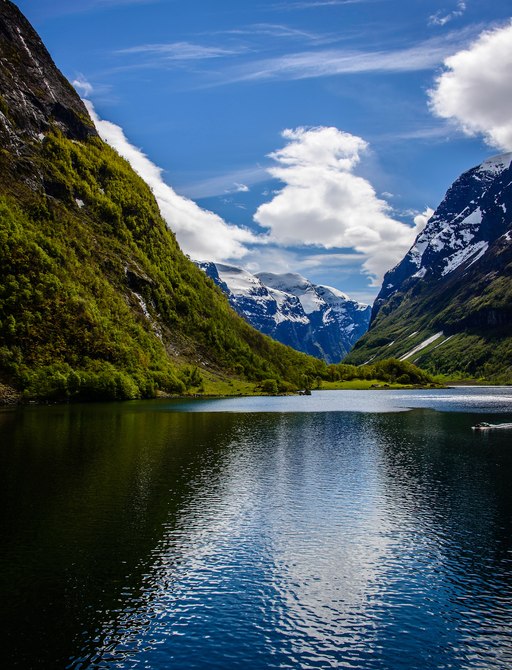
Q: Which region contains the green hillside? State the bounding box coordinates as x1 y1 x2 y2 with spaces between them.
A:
0 1 439 401
0 1 332 401
0 128 330 400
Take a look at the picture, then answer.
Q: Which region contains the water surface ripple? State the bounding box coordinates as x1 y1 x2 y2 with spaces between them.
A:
0 389 511 669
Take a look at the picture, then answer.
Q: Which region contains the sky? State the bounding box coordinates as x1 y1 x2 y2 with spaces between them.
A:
16 0 512 304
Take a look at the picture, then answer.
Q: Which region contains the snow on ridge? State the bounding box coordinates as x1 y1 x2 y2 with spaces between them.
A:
216 263 264 296
401 152 510 279
256 271 323 314
316 284 350 303
256 271 311 293
478 153 512 176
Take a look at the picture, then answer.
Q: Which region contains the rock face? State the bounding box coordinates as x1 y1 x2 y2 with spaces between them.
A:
347 153 512 380
198 262 371 363
0 0 96 146
0 1 323 400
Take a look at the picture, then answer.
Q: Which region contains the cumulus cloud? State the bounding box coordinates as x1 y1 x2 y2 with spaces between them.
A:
83 100 257 261
429 22 512 151
226 183 250 194
413 207 434 234
254 126 421 284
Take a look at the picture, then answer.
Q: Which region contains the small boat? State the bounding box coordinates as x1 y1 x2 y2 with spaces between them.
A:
472 422 512 430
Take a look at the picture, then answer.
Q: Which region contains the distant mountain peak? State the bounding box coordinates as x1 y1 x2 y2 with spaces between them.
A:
198 262 370 363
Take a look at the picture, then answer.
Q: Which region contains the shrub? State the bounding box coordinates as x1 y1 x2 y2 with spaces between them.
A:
261 379 278 394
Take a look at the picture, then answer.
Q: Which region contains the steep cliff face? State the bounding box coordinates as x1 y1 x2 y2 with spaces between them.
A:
198 263 370 363
0 1 323 400
0 1 95 145
347 154 512 380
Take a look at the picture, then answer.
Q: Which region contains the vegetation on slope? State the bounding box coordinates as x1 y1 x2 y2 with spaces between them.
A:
0 131 439 401
346 242 512 383
0 130 330 400
0 1 441 402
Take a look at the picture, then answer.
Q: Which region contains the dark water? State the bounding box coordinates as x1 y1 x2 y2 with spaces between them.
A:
1 389 512 669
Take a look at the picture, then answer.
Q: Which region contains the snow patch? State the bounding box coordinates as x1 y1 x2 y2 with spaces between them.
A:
400 332 444 361
465 242 489 269
442 240 488 276
216 264 264 297
316 284 349 302
297 291 323 315
459 207 482 226
479 153 512 176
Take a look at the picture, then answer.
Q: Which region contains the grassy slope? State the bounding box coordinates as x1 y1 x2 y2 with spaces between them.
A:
0 130 326 400
347 236 512 382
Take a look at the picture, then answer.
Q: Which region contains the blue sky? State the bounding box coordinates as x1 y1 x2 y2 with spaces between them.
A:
17 0 512 303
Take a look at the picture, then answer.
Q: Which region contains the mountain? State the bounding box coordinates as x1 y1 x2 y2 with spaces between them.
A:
198 262 371 363
347 153 512 381
0 0 325 401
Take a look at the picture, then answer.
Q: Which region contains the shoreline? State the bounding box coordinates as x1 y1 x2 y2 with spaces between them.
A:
5 379 512 408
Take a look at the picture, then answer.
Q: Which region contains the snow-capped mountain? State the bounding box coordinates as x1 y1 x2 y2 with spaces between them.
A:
198 263 371 363
348 152 512 381
373 152 512 318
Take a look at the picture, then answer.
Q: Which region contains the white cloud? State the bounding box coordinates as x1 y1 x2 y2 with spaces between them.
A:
429 22 512 151
429 1 466 27
217 23 330 43
72 78 94 97
117 42 241 61
413 207 434 234
83 100 257 262
254 127 421 284
43 0 159 16
277 0 371 8
217 29 477 85
177 167 268 199
226 183 250 194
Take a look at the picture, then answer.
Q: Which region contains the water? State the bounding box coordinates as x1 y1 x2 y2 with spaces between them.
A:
1 388 512 669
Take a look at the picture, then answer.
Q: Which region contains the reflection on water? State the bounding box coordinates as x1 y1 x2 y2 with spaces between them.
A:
0 391 512 669
166 386 512 414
